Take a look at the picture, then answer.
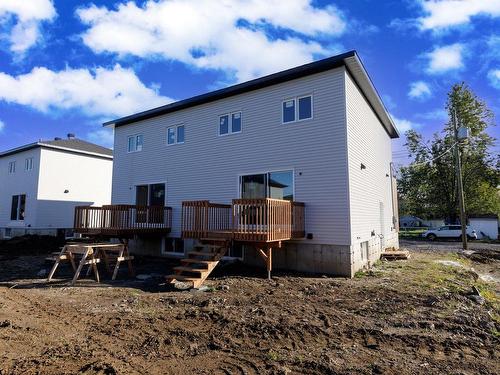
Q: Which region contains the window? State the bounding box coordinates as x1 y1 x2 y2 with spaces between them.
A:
25 158 33 171
282 100 295 123
8 161 15 174
219 112 242 135
298 95 312 120
282 95 312 123
127 134 143 152
10 194 26 221
163 238 185 254
167 125 185 145
240 170 294 201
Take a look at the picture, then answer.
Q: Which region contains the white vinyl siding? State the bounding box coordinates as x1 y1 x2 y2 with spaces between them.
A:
345 71 395 246
111 68 350 245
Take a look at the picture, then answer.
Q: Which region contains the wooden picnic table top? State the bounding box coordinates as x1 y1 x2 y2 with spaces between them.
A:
65 243 124 249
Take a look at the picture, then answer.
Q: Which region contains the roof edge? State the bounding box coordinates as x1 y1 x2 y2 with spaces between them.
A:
104 50 357 128
0 142 113 159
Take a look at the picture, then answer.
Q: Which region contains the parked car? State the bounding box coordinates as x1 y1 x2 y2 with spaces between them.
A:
422 225 477 241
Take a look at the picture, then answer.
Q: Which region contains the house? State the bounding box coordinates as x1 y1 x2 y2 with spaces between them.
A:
468 214 499 240
400 215 425 228
74 50 400 278
0 135 113 239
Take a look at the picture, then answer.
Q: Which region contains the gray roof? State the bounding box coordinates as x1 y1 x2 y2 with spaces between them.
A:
104 50 399 139
0 138 113 159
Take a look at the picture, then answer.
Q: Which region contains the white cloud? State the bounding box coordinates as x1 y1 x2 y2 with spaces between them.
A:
424 43 465 74
408 81 432 100
0 65 172 119
0 118 4 132
87 128 114 148
0 0 56 54
415 109 448 120
488 69 500 89
418 0 500 30
392 115 421 133
76 0 346 82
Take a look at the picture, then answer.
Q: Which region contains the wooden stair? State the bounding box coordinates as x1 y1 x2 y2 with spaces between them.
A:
166 241 228 288
380 249 410 260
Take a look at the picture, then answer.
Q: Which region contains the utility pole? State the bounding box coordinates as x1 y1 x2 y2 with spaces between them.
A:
452 108 467 250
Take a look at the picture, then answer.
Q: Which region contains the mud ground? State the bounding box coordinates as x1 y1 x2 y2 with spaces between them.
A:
0 240 498 374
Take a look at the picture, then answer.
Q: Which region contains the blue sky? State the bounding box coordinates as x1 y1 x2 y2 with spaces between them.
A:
0 0 499 165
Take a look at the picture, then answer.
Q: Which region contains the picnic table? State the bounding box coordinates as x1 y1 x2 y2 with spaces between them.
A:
47 242 134 285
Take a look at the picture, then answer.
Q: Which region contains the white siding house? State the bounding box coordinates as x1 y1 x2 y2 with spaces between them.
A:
0 136 113 238
104 51 400 277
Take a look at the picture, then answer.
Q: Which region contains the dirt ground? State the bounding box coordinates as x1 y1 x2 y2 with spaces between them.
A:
0 239 499 374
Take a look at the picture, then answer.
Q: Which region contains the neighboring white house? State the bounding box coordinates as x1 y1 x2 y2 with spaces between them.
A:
469 214 499 240
0 135 113 238
102 51 400 277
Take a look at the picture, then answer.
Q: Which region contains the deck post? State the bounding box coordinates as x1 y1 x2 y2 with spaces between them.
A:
267 247 272 280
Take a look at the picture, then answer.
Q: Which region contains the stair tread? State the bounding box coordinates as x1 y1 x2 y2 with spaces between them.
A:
173 266 206 273
165 274 199 281
181 258 212 265
188 251 218 257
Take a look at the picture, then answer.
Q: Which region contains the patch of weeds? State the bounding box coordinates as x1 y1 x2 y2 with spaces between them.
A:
267 350 280 361
447 252 472 267
354 269 383 278
474 282 500 310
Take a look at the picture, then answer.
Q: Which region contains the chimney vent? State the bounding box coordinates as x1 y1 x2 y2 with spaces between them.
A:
67 133 75 139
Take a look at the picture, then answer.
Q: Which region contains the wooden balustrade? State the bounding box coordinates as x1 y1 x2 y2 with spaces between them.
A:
181 201 232 239
182 199 305 243
74 205 172 236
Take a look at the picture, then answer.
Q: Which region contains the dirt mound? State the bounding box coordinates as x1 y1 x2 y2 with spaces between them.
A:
0 250 498 374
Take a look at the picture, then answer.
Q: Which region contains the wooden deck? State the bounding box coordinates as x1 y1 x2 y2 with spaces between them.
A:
181 199 305 243
74 205 172 237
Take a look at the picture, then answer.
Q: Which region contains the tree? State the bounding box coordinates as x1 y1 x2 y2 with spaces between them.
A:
398 83 499 222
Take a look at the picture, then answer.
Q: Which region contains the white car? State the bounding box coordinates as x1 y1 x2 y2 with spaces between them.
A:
422 225 477 241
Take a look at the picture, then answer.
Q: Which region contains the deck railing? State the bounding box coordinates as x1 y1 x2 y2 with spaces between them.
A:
182 198 305 242
74 205 172 236
181 201 232 239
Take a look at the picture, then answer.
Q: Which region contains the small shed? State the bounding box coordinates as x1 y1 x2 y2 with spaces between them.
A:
469 214 499 240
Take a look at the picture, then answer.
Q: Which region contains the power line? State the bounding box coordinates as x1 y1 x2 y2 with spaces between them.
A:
402 141 459 167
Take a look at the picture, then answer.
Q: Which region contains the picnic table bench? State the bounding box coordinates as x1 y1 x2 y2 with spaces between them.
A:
47 242 134 285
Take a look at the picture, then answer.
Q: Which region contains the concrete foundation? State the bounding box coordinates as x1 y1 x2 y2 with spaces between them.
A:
126 231 400 278
0 227 73 239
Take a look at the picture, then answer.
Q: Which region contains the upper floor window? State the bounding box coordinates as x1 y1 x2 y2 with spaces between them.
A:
127 134 143 152
282 95 313 123
8 161 15 174
25 157 33 171
167 125 185 145
219 112 242 136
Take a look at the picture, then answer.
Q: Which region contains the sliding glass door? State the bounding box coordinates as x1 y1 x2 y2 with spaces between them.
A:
135 183 165 223
240 171 293 201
